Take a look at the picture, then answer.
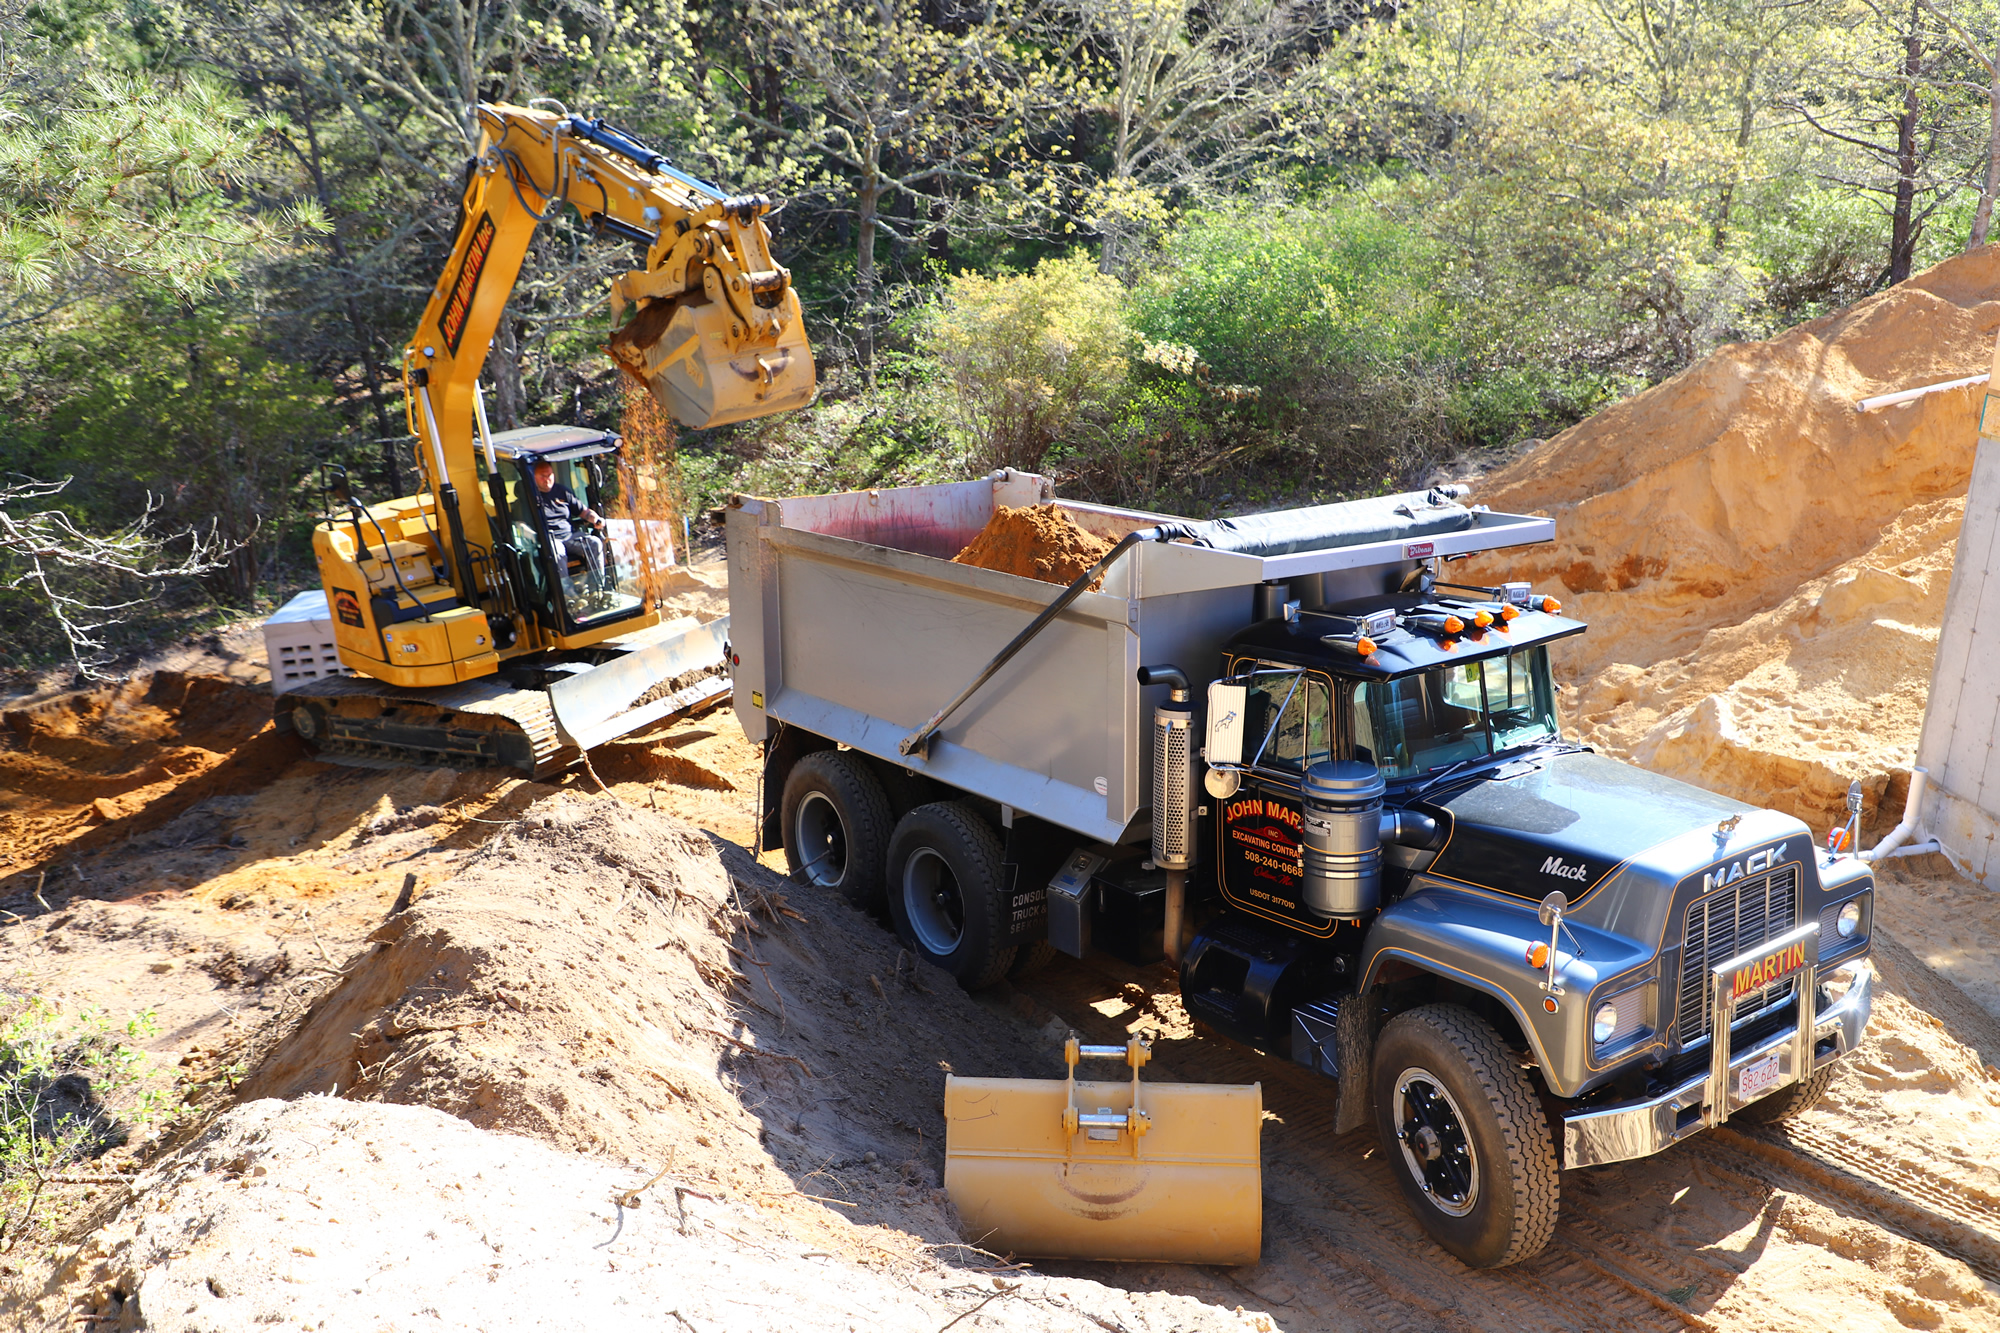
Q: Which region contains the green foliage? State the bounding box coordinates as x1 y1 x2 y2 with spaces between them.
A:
0 67 323 302
0 1001 159 1250
676 362 960 515
921 254 1135 472
0 292 339 607
1123 194 1613 495
1132 196 1454 390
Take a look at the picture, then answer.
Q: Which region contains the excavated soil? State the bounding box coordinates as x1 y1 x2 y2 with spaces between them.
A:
953 504 1113 585
1463 245 2000 835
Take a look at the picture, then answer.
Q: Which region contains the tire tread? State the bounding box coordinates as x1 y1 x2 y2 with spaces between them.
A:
782 750 894 909
888 801 1017 989
1380 1003 1559 1268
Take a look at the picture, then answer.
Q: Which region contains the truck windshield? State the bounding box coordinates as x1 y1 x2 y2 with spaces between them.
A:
1354 647 1560 780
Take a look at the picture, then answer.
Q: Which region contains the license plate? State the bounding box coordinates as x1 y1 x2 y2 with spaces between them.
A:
1739 1054 1784 1100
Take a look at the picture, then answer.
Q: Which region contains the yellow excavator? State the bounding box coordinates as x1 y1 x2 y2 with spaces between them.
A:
278 101 814 776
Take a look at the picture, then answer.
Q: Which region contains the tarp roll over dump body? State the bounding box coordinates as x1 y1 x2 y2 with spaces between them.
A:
724 470 1556 847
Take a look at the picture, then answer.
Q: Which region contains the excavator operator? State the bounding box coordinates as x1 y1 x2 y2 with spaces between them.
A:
531 459 608 598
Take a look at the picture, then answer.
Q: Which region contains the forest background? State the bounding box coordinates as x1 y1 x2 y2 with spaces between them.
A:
3 0 1998 670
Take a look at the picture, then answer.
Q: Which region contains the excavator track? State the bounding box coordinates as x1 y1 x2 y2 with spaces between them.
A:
276 676 577 781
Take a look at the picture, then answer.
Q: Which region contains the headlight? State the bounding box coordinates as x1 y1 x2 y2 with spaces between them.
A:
1837 900 1863 938
1592 1002 1618 1044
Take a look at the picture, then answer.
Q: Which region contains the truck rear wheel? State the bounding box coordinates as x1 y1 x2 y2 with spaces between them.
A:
781 751 894 910
1372 1003 1559 1269
886 802 1017 990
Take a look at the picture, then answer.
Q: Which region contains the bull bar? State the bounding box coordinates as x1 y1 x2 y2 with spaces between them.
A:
1562 923 1874 1169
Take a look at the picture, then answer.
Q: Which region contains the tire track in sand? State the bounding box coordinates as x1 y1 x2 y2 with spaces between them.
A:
1697 1127 2000 1283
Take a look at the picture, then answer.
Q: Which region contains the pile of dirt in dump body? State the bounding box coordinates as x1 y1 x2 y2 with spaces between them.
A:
953 503 1112 585
1463 245 2000 833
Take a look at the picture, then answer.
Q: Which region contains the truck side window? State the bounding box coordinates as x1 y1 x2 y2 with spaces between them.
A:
1242 668 1331 774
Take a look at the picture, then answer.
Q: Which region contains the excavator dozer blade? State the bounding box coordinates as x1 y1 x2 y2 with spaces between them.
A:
614 292 815 430
944 1073 1263 1265
548 615 731 752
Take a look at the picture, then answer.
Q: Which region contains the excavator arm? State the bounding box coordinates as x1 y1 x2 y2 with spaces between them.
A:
400 101 814 617
285 102 810 772
408 101 813 441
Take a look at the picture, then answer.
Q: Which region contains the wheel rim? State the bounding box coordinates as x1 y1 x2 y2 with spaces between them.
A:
792 792 849 889
293 706 321 741
1393 1066 1479 1217
902 846 965 956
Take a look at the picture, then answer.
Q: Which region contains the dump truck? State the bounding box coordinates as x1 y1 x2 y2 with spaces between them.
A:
725 471 1876 1269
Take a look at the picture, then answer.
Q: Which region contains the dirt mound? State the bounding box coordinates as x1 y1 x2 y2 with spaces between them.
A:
236 792 1059 1246
1466 246 2000 833
1573 496 1961 830
954 504 1112 585
61 1096 1273 1333
0 672 303 884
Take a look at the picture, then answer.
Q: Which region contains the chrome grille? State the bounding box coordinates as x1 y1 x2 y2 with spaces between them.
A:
1676 864 1799 1045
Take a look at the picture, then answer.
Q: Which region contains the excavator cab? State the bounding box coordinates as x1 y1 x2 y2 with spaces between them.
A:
485 425 659 638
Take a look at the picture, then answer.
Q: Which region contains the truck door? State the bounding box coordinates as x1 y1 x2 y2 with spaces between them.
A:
1215 662 1339 935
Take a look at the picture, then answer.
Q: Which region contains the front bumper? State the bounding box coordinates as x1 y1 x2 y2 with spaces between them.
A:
1562 946 1873 1170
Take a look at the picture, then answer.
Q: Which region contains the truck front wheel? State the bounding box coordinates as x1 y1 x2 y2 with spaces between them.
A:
1372 1003 1559 1269
886 802 1017 990
781 751 894 910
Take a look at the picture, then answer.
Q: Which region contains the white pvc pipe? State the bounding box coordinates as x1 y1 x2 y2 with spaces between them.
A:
1860 767 1928 862
1855 374 1988 413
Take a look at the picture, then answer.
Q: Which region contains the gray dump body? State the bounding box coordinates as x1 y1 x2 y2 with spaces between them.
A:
725 470 1555 846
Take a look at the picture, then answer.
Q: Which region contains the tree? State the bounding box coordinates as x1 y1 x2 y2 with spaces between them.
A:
0 37 322 323
1073 0 1332 271
1789 0 1986 283
1904 0 2000 246
0 475 233 676
748 0 1065 367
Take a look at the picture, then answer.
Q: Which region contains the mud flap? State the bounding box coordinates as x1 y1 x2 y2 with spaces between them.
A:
943 1038 1262 1265
1332 998 1376 1136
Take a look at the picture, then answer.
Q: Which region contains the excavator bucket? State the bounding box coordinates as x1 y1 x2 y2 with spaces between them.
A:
611 290 815 430
943 1038 1262 1265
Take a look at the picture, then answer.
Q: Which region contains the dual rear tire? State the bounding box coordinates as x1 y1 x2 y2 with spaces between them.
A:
781 753 1017 988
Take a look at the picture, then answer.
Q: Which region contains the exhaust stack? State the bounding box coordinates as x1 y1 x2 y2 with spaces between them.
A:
1138 664 1195 962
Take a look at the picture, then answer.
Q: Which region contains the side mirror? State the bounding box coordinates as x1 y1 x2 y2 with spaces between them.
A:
1203 680 1246 798
1846 780 1865 815
1206 682 1245 765
1538 889 1568 926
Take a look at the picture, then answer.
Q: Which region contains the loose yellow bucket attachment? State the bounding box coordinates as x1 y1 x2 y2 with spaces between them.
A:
944 1036 1262 1265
